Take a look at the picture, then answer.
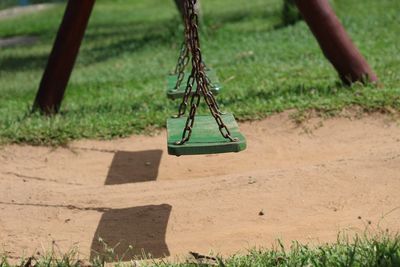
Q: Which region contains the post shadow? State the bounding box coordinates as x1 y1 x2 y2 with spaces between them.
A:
90 204 172 261
105 150 163 185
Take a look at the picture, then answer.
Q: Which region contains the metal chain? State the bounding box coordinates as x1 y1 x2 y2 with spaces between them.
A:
173 6 191 90
176 0 198 117
175 0 238 145
173 41 190 90
173 1 217 112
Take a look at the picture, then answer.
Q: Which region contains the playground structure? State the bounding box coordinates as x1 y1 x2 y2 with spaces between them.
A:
33 0 377 115
32 0 378 155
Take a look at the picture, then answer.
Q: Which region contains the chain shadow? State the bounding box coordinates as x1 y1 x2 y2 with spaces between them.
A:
105 150 162 185
90 204 172 261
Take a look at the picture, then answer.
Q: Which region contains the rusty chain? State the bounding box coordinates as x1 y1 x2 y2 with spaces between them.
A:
173 42 190 90
173 6 191 90
175 0 238 145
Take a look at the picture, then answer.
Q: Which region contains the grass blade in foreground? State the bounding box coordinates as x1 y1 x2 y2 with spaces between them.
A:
1 233 399 266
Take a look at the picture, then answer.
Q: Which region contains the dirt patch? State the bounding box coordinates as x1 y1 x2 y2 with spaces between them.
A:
0 4 55 21
0 112 399 261
0 36 38 48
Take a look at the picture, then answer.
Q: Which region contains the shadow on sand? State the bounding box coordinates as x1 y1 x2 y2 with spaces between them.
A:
90 204 172 261
105 149 163 185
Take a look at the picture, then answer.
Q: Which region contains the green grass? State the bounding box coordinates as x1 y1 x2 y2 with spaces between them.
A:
1 233 399 266
0 0 399 145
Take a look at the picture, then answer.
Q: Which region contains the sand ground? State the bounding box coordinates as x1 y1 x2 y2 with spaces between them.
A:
0 112 399 261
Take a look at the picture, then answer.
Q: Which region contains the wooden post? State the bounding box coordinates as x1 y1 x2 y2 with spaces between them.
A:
295 0 378 84
33 0 96 114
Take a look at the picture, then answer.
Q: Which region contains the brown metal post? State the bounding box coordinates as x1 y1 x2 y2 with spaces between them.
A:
295 0 378 85
33 0 96 114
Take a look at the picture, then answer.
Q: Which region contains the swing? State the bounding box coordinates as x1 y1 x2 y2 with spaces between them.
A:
168 113 246 156
167 68 221 100
167 7 221 100
167 0 246 156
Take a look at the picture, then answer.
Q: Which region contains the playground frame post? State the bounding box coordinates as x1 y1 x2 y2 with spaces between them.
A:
32 0 96 114
295 0 377 84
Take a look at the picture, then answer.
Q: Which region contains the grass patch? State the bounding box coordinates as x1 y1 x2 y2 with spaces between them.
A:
0 233 399 266
0 0 399 145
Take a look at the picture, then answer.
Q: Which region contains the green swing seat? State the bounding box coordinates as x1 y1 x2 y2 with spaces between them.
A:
166 1 246 156
166 69 221 100
167 113 246 156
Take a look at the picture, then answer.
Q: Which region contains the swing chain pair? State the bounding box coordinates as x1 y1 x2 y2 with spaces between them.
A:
175 0 238 145
173 42 189 83
173 0 215 96
173 6 191 89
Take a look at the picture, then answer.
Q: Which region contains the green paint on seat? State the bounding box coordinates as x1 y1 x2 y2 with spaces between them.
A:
167 113 246 156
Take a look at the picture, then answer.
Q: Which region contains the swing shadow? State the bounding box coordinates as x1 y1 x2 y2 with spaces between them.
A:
105 149 163 185
90 204 172 261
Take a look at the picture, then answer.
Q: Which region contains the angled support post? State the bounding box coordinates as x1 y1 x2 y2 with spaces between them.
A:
33 0 96 114
295 0 378 84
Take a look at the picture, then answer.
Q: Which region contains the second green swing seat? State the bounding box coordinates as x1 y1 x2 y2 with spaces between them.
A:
167 69 222 100
167 113 246 156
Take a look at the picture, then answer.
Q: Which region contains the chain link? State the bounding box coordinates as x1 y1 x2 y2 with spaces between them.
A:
175 0 238 145
173 4 191 90
173 42 189 90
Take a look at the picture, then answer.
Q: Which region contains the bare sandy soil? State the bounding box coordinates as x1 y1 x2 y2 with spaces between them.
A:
0 36 38 48
0 112 399 262
0 4 54 21
0 4 53 48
